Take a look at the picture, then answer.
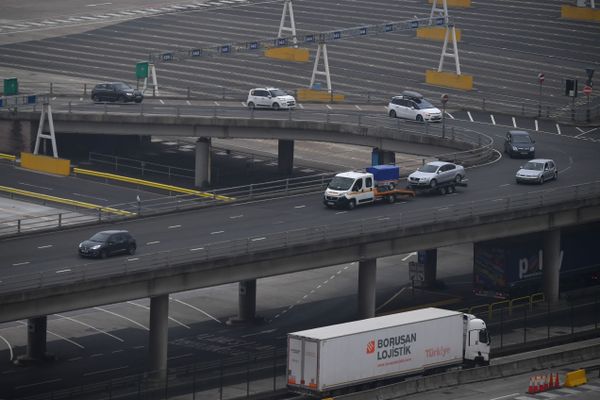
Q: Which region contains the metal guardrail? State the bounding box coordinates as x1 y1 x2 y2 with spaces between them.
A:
1 179 600 296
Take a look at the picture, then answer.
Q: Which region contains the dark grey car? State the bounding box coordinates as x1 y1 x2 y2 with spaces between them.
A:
78 230 136 258
91 82 143 103
504 130 535 158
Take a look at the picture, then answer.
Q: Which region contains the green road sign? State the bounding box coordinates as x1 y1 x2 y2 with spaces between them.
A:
3 77 18 95
136 62 149 79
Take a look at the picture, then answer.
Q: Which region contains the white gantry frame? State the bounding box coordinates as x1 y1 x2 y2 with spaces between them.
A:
33 102 58 158
278 0 298 46
430 0 462 75
309 42 332 93
429 0 449 25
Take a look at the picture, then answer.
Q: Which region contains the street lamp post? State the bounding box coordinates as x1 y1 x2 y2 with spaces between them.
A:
441 94 449 138
538 72 544 117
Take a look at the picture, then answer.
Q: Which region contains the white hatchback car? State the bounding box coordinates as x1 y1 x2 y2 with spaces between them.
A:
246 88 296 110
408 161 466 189
515 159 557 184
388 91 442 122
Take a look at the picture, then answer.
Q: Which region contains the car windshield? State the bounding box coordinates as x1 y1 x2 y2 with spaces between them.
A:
417 164 440 173
89 232 111 242
114 83 132 90
523 162 543 171
268 89 287 97
416 98 435 109
328 176 354 190
513 135 531 143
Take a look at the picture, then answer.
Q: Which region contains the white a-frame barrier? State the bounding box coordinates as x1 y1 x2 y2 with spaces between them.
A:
309 42 332 93
33 102 58 158
429 0 449 25
278 0 298 46
142 64 159 96
438 24 461 75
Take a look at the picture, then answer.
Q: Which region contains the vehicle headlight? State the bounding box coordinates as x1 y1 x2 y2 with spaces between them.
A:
126 92 133 96
91 244 101 250
512 146 518 151
530 147 535 151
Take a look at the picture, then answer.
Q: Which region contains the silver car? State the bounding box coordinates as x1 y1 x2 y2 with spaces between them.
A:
515 159 557 184
408 161 466 189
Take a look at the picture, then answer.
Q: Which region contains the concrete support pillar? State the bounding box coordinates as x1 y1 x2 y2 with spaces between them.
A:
358 259 377 319
235 279 257 323
149 294 169 381
15 316 52 365
195 137 211 188
278 139 294 175
543 229 561 304
419 249 438 287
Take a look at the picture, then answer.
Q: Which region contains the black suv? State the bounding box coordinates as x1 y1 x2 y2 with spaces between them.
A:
78 230 137 258
91 82 143 103
504 130 535 158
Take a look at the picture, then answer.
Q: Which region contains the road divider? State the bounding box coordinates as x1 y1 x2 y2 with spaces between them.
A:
0 185 133 216
21 152 70 176
72 168 233 202
417 27 462 42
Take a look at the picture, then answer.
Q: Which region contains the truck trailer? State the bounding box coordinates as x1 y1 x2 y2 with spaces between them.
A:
323 165 415 209
287 308 490 397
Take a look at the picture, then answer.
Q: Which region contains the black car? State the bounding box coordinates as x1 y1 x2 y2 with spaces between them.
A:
91 82 143 103
78 230 136 258
504 130 535 158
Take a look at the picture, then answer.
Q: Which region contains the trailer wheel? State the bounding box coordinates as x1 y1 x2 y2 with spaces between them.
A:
386 194 395 204
448 185 455 193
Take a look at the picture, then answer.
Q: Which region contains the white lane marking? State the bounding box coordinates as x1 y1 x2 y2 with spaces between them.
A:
0 335 13 361
490 114 496 125
490 394 520 400
12 262 29 266
499 183 510 187
492 198 504 202
168 224 181 229
575 127 599 138
159 99 165 105
576 127 585 133
190 247 204 251
126 301 190 328
556 124 561 135
326 104 332 110
512 116 517 127
214 101 220 106
210 230 224 235
241 101 247 107
168 353 194 361
55 314 124 342
72 192 108 202
376 286 407 311
378 217 390 221
146 241 160 245
437 207 449 211
297 103 304 109
18 182 53 191
535 120 539 131
229 214 243 219
127 257 139 262
87 3 113 7
83 365 128 377
186 100 191 106
46 330 84 349
38 245 53 249
15 379 62 390
68 356 83 361
170 297 221 323
294 205 306 209
94 307 148 330
56 269 71 274
446 112 454 119
241 329 277 338
112 349 123 353
251 237 266 241
401 252 416 261
355 105 362 111
335 211 347 215
467 111 473 122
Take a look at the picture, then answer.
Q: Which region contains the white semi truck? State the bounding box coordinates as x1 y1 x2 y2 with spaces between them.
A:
287 308 490 397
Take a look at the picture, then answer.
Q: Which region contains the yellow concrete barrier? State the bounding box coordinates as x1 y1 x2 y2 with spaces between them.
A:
561 5 600 22
21 152 70 176
264 47 310 62
417 27 462 42
564 369 587 387
297 89 345 102
426 70 473 91
72 168 233 202
0 185 133 216
0 153 16 161
428 0 471 7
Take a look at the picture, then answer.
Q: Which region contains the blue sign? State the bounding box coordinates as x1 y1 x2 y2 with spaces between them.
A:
276 38 287 46
0 99 3 108
162 53 173 62
304 34 315 43
221 45 230 54
359 27 367 35
385 24 393 32
333 31 341 39
191 49 201 57
436 17 445 26
27 95 36 104
249 42 258 50
410 20 419 29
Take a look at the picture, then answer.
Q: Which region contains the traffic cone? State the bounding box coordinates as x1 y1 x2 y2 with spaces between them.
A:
545 373 551 391
554 372 561 388
533 375 540 393
527 376 535 394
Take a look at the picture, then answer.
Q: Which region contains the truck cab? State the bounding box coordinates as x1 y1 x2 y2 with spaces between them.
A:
324 171 374 209
463 314 491 366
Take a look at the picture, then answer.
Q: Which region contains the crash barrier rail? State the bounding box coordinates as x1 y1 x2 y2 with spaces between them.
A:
0 153 16 161
1 179 600 294
463 293 547 321
11 294 600 400
5 81 598 123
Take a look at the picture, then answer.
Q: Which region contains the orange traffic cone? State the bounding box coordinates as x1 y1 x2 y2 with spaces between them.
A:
533 375 540 393
542 374 548 391
554 372 561 388
527 376 535 394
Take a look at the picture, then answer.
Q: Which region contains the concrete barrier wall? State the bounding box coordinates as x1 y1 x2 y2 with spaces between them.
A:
561 5 600 22
21 152 70 176
426 70 474 91
297 89 345 102
417 27 462 42
264 47 310 62
428 0 471 7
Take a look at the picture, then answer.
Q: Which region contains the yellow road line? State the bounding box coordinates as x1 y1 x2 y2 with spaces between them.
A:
0 185 134 216
72 168 233 201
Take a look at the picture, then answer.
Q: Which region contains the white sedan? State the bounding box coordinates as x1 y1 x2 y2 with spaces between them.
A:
408 161 466 189
515 159 558 184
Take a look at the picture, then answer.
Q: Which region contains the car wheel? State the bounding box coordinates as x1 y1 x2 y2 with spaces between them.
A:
247 102 255 110
128 245 136 255
554 171 558 180
134 98 142 104
454 174 463 184
429 179 437 189
272 102 280 110
538 175 544 184
438 187 447 195
100 250 108 259
117 95 126 103
92 94 100 102
347 199 356 210
389 110 397 118
416 114 424 122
